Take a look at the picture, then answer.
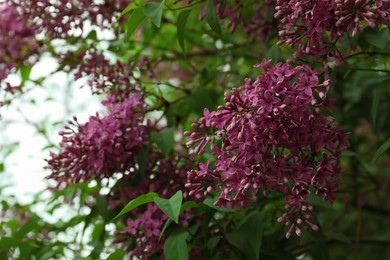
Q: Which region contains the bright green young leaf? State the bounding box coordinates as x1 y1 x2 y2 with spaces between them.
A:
226 211 266 260
144 1 165 28
306 194 333 209
113 192 159 220
119 3 139 19
205 0 221 36
177 9 191 53
151 127 175 157
19 65 31 83
364 27 389 49
125 8 147 41
106 249 126 260
164 231 189 260
154 190 183 224
370 137 390 166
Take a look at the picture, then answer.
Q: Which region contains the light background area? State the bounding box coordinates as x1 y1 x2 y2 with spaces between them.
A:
0 55 102 203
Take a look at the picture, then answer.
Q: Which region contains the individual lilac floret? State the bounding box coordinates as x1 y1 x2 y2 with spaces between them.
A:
185 60 350 237
45 94 148 186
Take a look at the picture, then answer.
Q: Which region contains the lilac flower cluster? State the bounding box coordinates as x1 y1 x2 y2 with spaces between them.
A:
113 156 193 259
45 94 148 186
274 0 390 60
9 0 130 39
0 3 38 93
182 0 276 40
60 50 157 101
211 0 276 40
185 60 349 237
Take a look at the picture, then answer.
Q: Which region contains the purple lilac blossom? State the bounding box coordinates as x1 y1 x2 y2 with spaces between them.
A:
274 0 390 61
185 60 350 237
45 94 148 186
7 0 130 39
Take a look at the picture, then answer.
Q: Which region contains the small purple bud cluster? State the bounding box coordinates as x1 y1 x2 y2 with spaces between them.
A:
45 94 148 186
60 50 156 101
274 0 390 60
185 60 349 237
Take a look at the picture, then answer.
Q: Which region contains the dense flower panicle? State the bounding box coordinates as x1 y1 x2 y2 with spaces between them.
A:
185 60 350 237
0 3 38 92
9 0 130 39
45 95 148 185
274 0 390 59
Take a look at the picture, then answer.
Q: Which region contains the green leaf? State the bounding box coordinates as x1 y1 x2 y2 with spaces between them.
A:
364 27 389 49
113 192 159 220
180 201 198 212
159 218 173 240
86 30 98 41
19 65 31 82
177 9 191 53
205 0 221 36
0 163 4 172
119 3 139 19
325 232 352 245
164 231 189 260
106 249 126 260
154 190 183 224
226 211 266 260
267 45 280 65
144 1 165 28
306 194 333 209
207 237 220 253
370 137 390 166
125 8 147 41
151 128 175 157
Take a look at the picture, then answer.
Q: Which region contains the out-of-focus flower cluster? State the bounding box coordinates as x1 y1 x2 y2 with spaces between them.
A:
0 3 38 94
60 50 156 101
180 0 276 40
274 0 390 60
185 60 349 237
9 0 129 39
45 94 148 186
